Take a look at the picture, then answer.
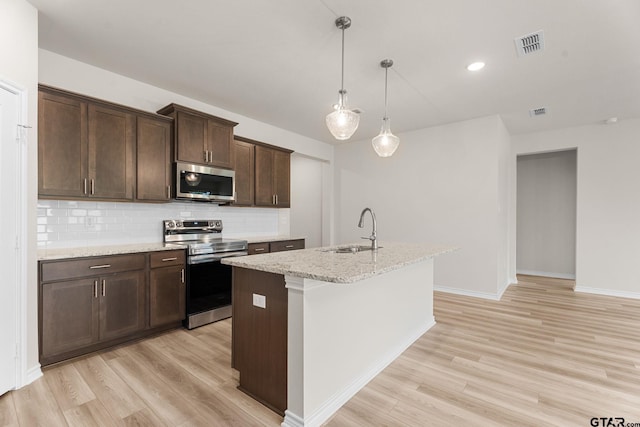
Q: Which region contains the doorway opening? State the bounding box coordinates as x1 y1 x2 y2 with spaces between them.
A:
516 149 577 280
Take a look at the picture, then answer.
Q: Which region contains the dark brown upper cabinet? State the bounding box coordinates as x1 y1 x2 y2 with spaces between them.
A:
38 85 172 203
157 103 237 169
255 145 291 208
136 116 173 202
233 137 256 206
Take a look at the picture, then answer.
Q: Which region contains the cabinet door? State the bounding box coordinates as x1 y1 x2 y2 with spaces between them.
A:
41 279 99 358
137 116 172 201
176 111 207 163
273 150 291 207
149 266 186 327
233 139 255 206
207 120 233 168
99 270 146 341
38 90 88 198
88 104 135 200
255 146 275 206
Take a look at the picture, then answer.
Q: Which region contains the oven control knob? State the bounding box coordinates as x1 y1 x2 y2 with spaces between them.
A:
176 220 182 228
167 220 176 229
215 220 222 228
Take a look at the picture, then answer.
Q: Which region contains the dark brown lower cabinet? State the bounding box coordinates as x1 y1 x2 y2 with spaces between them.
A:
99 270 146 341
41 278 100 358
232 267 288 415
39 250 185 366
149 266 185 327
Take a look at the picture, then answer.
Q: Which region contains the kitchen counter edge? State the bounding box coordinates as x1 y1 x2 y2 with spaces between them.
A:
222 242 458 284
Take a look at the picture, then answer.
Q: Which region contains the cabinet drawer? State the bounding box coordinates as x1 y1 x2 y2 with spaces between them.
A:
270 239 305 253
248 242 270 255
150 250 186 268
41 253 146 283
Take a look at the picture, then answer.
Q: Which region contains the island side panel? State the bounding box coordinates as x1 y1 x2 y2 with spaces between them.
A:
232 266 287 415
284 258 435 426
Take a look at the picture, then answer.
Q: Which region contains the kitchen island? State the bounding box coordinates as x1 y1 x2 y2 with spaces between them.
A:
222 242 456 427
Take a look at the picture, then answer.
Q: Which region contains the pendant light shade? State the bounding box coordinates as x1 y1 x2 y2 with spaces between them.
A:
372 117 400 157
372 59 399 157
326 16 360 140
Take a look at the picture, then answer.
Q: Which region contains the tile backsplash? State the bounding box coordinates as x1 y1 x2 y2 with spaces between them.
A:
37 200 289 248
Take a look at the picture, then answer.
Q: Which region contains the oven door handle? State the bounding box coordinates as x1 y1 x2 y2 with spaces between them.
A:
188 251 248 264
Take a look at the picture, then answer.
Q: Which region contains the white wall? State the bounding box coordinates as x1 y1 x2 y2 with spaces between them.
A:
290 154 325 248
0 0 39 383
334 115 511 298
39 50 333 162
38 49 333 247
516 150 577 278
512 119 640 298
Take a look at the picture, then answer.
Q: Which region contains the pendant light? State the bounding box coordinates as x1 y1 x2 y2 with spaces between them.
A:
326 16 360 140
372 59 400 157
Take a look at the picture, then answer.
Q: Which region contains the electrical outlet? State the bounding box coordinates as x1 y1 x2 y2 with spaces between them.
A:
252 293 266 309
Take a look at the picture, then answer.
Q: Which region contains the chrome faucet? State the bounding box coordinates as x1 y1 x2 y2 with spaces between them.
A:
358 207 378 250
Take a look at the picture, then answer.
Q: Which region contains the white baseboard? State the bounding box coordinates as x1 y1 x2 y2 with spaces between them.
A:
516 269 576 280
282 410 304 427
434 285 504 301
574 286 640 300
282 318 436 427
23 364 42 387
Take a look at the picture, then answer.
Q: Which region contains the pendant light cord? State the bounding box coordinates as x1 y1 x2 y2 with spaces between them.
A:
383 66 389 120
340 26 345 92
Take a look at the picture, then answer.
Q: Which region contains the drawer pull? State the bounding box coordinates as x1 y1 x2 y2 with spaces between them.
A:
93 280 98 298
89 264 111 269
101 279 106 297
254 248 266 252
162 257 178 262
181 268 185 283
285 245 294 249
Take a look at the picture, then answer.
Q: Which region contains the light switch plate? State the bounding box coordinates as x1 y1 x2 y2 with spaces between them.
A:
252 293 266 309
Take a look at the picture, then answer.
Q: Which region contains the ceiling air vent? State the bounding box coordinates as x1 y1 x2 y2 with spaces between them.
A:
529 107 547 117
515 30 545 57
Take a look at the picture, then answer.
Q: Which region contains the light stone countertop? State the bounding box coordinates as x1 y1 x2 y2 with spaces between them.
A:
36 235 306 261
37 243 187 261
242 235 306 244
221 242 457 284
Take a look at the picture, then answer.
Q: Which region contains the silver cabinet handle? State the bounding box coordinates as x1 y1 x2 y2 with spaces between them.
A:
181 268 185 284
93 280 98 298
101 279 106 297
275 194 279 205
167 185 171 199
89 264 111 269
285 245 294 249
83 178 88 195
162 257 178 262
204 150 208 162
254 248 266 252
91 179 95 195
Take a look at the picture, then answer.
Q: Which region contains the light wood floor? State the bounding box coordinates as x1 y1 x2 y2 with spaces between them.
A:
2 275 640 426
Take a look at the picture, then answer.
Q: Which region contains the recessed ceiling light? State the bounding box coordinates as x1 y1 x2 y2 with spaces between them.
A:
467 62 485 71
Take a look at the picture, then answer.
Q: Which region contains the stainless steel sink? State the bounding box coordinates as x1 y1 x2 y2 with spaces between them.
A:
325 245 381 253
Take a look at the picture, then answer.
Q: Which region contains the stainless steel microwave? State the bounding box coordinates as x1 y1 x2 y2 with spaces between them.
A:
175 161 235 203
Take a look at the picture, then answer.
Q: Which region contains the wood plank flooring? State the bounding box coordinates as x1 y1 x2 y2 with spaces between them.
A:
2 275 640 426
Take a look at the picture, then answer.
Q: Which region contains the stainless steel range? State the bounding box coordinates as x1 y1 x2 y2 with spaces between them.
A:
163 219 248 329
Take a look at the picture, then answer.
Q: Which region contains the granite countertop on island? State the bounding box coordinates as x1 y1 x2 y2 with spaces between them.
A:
221 241 457 284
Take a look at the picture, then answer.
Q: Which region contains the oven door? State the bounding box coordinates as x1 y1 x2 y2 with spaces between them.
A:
185 251 247 328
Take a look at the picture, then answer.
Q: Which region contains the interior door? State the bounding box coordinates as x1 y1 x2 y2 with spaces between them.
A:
0 84 19 395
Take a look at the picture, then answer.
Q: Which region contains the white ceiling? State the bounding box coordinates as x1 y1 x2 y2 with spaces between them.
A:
29 0 640 144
